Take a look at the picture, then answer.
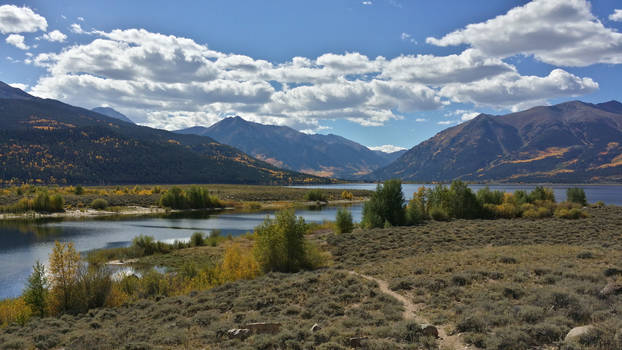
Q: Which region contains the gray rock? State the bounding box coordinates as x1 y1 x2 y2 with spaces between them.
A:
600 282 622 297
310 323 321 332
565 325 594 342
226 328 250 339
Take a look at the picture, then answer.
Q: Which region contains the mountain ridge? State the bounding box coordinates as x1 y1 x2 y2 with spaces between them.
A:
176 116 403 179
371 100 622 183
91 107 135 124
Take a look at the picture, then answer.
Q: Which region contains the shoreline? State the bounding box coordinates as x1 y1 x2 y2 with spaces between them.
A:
0 199 367 221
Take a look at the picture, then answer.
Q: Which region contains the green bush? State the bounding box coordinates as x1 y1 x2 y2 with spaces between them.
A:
160 187 187 209
304 189 328 202
190 232 205 247
159 186 221 210
335 207 354 234
253 210 319 273
448 180 482 219
90 198 109 210
74 185 84 195
429 206 449 221
361 179 406 228
406 196 426 225
554 207 588 219
529 186 555 203
476 187 504 205
566 188 587 206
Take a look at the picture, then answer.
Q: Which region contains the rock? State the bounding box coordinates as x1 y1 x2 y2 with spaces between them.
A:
600 282 622 297
565 325 594 342
310 323 321 332
226 328 250 339
349 337 368 348
244 322 281 334
419 324 439 338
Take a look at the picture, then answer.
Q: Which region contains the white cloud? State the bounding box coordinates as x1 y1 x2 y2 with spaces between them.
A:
460 112 479 121
440 69 598 111
415 118 427 122
426 0 622 67
362 1 372 5
8 83 28 90
0 5 47 34
28 26 599 130
610 9 622 22
6 34 29 49
41 30 67 42
437 120 456 125
77 16 84 22
70 23 86 34
400 32 416 44
369 144 406 153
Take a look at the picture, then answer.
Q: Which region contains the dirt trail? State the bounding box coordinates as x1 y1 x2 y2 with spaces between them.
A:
348 271 473 350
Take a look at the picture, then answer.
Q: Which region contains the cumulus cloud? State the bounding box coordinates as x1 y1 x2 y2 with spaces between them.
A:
41 30 67 42
460 112 479 121
426 0 622 67
400 32 416 44
28 26 599 130
369 144 407 153
0 5 47 34
610 9 622 22
70 23 87 34
440 69 598 111
6 34 29 49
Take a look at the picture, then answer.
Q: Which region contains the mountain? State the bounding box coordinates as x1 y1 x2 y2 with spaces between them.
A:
0 83 330 185
176 116 402 179
92 107 135 124
371 100 622 183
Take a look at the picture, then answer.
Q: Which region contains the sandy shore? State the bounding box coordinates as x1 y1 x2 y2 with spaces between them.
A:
0 206 167 221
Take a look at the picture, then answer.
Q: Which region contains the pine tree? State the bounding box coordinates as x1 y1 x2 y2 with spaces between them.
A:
23 261 48 317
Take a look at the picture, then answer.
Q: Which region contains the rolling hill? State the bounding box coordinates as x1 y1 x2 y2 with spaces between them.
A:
0 82 330 185
176 116 403 179
371 100 622 183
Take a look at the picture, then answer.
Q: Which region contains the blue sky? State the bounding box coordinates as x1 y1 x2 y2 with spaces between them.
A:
1 0 622 152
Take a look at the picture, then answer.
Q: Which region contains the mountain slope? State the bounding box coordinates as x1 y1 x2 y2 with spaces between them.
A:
0 83 330 185
371 100 622 183
176 116 401 179
92 107 135 124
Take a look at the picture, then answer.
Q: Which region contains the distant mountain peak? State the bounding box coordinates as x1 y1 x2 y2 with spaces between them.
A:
0 81 34 100
92 107 135 124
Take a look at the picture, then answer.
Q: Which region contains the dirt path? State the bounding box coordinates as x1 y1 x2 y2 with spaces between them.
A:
348 271 473 350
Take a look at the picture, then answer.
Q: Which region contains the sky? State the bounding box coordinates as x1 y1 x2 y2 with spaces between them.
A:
1 0 621 153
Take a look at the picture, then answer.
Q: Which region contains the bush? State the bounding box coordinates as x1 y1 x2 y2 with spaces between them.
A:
304 190 328 202
341 191 354 200
190 232 204 247
160 186 221 209
160 187 186 209
476 187 504 205
253 210 317 273
566 188 587 206
554 207 588 219
361 179 406 228
74 185 84 195
449 180 482 219
221 244 260 281
429 206 449 221
335 207 354 234
529 186 555 203
406 196 426 225
90 198 109 210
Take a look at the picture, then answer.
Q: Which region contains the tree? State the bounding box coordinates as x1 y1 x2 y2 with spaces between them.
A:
221 244 259 281
567 188 587 206
361 179 406 228
335 207 354 234
23 261 48 317
253 210 308 273
48 241 81 314
448 180 481 219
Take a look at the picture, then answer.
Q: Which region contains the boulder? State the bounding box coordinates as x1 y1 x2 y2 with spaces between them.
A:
310 323 321 332
565 325 594 342
226 328 250 339
420 324 439 338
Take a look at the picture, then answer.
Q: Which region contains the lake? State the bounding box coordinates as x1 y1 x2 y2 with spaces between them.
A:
292 183 622 206
0 205 363 299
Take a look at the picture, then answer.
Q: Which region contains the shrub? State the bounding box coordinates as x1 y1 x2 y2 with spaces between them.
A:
304 189 328 202
0 297 31 327
253 210 315 273
221 244 260 281
449 180 482 219
335 207 354 234
74 185 84 195
429 206 449 221
554 207 588 219
23 261 48 317
341 191 354 200
48 241 81 315
529 186 555 203
74 265 113 313
406 196 426 225
476 187 504 205
90 198 109 210
566 188 587 206
361 179 406 228
190 232 205 247
160 187 186 209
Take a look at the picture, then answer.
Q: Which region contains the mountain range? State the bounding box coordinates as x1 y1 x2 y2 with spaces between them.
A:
91 107 135 124
176 117 404 179
371 100 622 183
0 82 329 185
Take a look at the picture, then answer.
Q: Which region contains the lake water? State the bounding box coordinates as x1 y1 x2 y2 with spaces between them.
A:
0 205 363 299
292 183 622 206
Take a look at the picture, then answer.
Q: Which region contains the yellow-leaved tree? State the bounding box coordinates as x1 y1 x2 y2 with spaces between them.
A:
221 243 259 282
48 241 80 314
